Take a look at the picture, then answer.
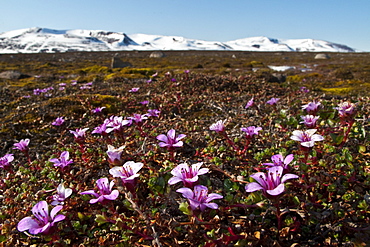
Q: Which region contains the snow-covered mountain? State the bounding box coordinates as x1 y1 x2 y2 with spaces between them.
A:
0 27 357 53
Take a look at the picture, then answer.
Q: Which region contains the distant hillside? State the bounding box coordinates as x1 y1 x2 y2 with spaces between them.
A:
0 27 357 53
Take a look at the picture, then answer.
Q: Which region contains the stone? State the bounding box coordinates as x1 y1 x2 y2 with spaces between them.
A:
111 57 132 68
149 51 165 58
0 71 27 80
315 53 330 59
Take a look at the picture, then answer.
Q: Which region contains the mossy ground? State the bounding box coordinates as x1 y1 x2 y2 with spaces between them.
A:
0 51 369 246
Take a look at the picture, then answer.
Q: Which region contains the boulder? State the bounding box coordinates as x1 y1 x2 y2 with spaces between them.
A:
315 53 330 59
149 51 165 58
0 71 27 80
111 57 132 68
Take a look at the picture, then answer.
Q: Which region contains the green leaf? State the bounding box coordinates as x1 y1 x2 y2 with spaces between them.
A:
179 202 192 215
95 214 109 226
359 145 366 153
329 133 344 145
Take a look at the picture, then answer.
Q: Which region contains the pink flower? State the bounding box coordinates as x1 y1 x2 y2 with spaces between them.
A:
290 129 324 148
156 129 186 149
105 116 131 133
335 102 356 119
245 166 298 197
109 161 143 184
49 151 73 169
80 178 119 204
106 145 125 165
302 101 321 115
129 87 140 92
176 185 223 211
127 113 148 125
168 162 209 187
241 126 262 138
51 183 73 206
300 87 310 93
13 139 30 152
52 117 65 126
266 98 280 105
147 109 161 117
69 128 89 139
17 201 65 235
92 107 106 114
209 120 227 133
245 97 255 109
0 154 14 169
300 115 319 128
263 154 294 170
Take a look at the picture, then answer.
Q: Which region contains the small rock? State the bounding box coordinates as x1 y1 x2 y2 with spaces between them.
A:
111 57 132 69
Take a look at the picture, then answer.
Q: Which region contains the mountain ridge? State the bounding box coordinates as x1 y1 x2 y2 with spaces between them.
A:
0 27 358 53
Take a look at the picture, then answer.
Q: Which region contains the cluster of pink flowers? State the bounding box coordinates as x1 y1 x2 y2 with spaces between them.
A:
168 162 223 212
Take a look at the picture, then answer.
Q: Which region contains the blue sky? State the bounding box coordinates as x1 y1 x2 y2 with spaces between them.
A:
1 0 369 51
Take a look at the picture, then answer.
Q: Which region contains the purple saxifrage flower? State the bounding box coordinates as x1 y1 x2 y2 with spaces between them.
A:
300 86 310 93
300 115 319 128
109 161 144 184
168 162 209 188
263 154 294 171
147 109 161 117
245 166 298 198
335 102 356 119
128 113 148 125
209 119 226 133
106 145 125 165
70 128 89 139
49 151 73 170
290 129 324 148
17 201 65 235
241 126 262 138
105 116 132 133
245 97 255 109
140 100 149 105
52 117 65 126
0 154 14 169
156 129 186 149
51 183 73 206
92 107 106 114
13 139 30 152
302 101 321 115
129 87 140 92
266 98 280 105
92 122 108 135
80 177 119 204
176 185 223 212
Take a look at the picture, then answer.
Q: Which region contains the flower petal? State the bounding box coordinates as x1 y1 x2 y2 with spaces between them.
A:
284 154 294 165
267 183 285 196
32 201 49 223
17 217 39 232
50 205 63 219
52 214 66 224
172 141 183 147
167 129 176 139
103 190 119 201
245 182 264 192
176 187 194 199
64 188 73 198
109 166 123 177
168 176 183 185
31 222 51 235
156 134 169 143
203 202 219 210
281 173 299 183
206 193 223 202
80 190 99 197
